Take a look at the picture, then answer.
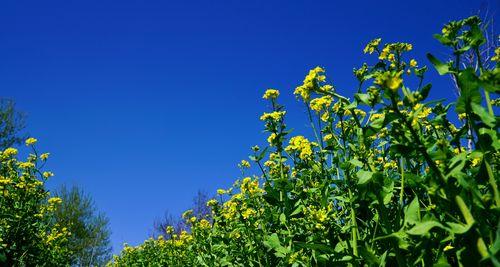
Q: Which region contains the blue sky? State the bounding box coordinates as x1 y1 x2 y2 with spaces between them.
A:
0 0 497 253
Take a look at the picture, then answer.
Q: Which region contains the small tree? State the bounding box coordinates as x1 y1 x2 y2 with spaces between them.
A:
53 185 112 266
0 99 26 150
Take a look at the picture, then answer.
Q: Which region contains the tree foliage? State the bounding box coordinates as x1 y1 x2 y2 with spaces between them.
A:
53 185 112 266
0 99 26 150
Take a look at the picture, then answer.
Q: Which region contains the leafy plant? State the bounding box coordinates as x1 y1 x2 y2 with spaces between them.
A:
110 16 499 266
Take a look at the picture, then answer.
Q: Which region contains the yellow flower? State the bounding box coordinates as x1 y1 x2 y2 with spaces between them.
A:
182 210 193 219
197 219 211 230
19 162 35 169
239 160 251 168
375 71 403 92
262 89 280 100
241 208 257 219
217 189 226 195
294 66 326 101
25 137 38 146
471 157 481 167
363 38 381 54
309 96 333 112
388 54 396 62
0 178 12 185
458 113 467 120
323 134 333 142
379 46 390 60
409 59 417 67
3 148 18 157
206 199 218 207
370 113 384 121
189 216 197 223
285 136 312 160
43 171 54 178
48 197 62 205
40 153 50 161
267 133 277 146
443 244 454 252
260 111 286 121
492 47 500 62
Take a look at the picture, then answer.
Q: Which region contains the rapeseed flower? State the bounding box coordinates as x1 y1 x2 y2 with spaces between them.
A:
285 136 312 160
363 38 381 54
40 153 50 161
25 137 38 146
3 148 18 157
260 111 286 121
262 89 280 100
309 96 332 112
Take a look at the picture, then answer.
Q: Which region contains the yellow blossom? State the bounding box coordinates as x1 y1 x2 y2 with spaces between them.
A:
241 208 257 219
197 219 211 229
3 148 18 157
217 189 226 195
239 160 251 168
471 157 481 167
375 71 403 92
40 153 50 161
206 199 218 207
260 111 286 121
363 38 381 54
48 197 62 205
370 113 384 121
262 89 280 100
309 96 332 112
267 133 277 146
323 134 333 142
19 162 35 169
409 59 417 67
285 136 312 160
294 66 326 101
43 171 54 178
492 47 500 62
25 137 38 146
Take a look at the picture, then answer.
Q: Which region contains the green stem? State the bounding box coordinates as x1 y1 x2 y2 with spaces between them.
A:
475 47 494 116
399 157 405 206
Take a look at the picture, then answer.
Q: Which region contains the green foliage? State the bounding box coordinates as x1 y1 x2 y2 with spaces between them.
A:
110 16 499 266
53 185 112 266
0 142 71 266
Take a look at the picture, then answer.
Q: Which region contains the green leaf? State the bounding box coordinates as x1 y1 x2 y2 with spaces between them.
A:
407 221 445 236
419 84 432 100
404 197 420 225
355 93 371 106
445 152 466 180
427 53 452 75
446 222 472 234
279 213 286 224
349 158 364 168
456 68 482 114
471 102 496 128
263 233 289 257
357 170 373 185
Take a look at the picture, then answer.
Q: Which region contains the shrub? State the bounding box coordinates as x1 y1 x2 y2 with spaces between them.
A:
110 16 499 266
0 139 72 266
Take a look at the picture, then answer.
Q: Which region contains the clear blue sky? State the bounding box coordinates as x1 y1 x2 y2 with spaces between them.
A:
1 0 497 253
